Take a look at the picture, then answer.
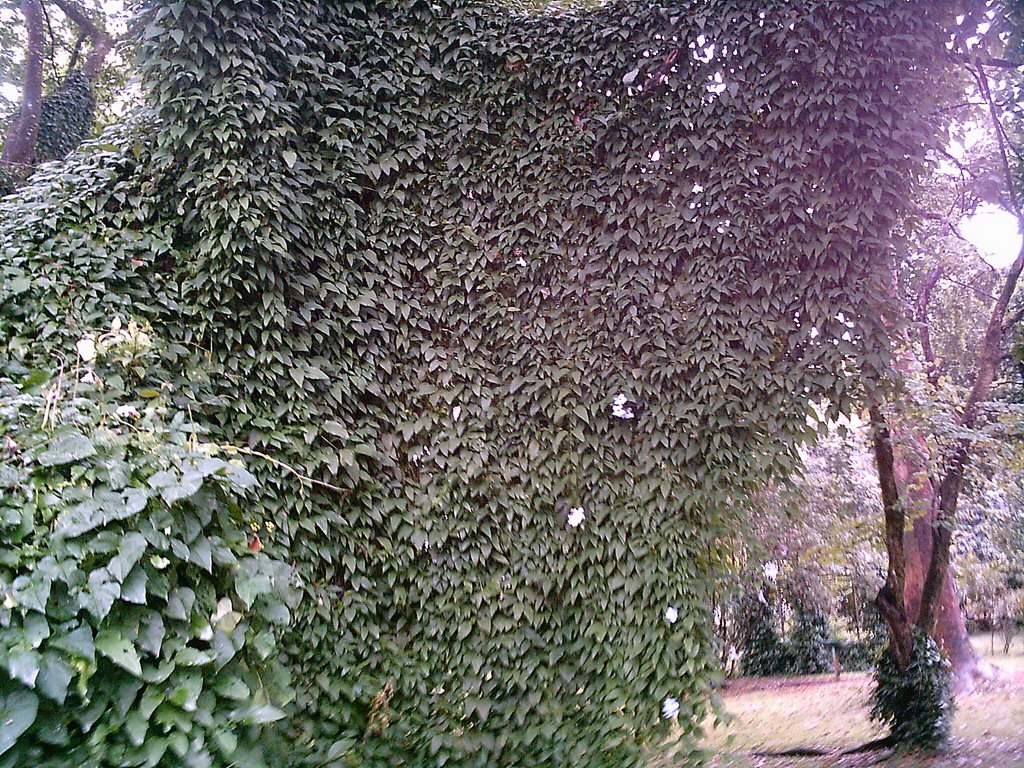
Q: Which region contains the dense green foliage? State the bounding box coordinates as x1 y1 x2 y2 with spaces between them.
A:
36 71 97 164
870 632 955 752
733 586 835 677
735 587 791 677
0 0 956 764
0 341 294 767
789 606 832 675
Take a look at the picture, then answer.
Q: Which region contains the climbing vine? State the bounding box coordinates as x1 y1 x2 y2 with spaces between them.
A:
1 0 957 765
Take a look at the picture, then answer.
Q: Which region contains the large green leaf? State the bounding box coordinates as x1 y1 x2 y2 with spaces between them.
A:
0 691 38 756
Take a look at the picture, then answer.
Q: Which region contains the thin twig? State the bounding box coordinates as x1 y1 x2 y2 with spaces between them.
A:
938 274 998 302
224 446 351 497
913 205 970 241
972 58 1022 219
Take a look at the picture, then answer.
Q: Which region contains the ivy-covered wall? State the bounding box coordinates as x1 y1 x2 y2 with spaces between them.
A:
1 0 954 765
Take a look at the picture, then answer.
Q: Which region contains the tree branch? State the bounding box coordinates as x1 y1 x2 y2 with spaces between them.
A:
913 205 970 241
66 29 89 75
939 274 997 303
917 264 943 387
917 60 1024 631
49 0 112 79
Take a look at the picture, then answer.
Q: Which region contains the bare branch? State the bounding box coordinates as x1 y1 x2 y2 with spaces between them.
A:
913 205 970 241
938 274 998 302
49 0 112 79
971 58 1021 219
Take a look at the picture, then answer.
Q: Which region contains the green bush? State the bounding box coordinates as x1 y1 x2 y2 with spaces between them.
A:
870 631 954 752
0 360 294 768
736 588 794 677
789 606 833 675
838 637 884 672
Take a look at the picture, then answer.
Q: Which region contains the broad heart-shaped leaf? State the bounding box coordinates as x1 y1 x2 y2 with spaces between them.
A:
95 631 143 677
11 573 52 614
80 569 120 620
36 431 95 466
121 566 148 604
54 488 149 538
6 651 41 688
108 533 149 582
0 465 20 488
231 703 287 725
36 653 75 705
0 690 38 756
137 612 166 657
160 470 204 504
50 625 94 664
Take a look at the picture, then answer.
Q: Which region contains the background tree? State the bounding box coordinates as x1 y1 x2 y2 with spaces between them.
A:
0 0 131 188
868 0 1024 747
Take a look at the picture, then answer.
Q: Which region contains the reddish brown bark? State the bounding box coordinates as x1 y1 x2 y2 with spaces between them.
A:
50 0 113 79
869 405 913 669
892 428 996 692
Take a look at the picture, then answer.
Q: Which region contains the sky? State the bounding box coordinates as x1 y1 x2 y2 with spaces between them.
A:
962 204 1023 269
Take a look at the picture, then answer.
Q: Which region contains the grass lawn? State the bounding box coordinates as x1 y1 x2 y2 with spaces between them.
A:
696 634 1024 768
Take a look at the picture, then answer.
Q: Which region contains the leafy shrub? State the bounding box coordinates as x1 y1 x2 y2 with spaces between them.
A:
736 588 794 677
870 632 954 752
838 637 883 672
0 364 294 767
789 606 833 675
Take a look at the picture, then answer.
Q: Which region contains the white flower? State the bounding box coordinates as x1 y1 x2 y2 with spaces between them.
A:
76 336 97 363
662 696 680 719
692 184 704 194
452 405 462 421
611 393 635 420
567 507 585 528
763 561 779 581
516 257 528 267
664 606 678 624
115 405 140 419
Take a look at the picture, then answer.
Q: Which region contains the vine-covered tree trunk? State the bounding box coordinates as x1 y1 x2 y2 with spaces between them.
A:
883 347 995 692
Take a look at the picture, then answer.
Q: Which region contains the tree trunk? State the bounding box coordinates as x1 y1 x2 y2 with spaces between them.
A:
1 0 114 183
0 0 45 178
887 368 996 693
903 496 997 693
